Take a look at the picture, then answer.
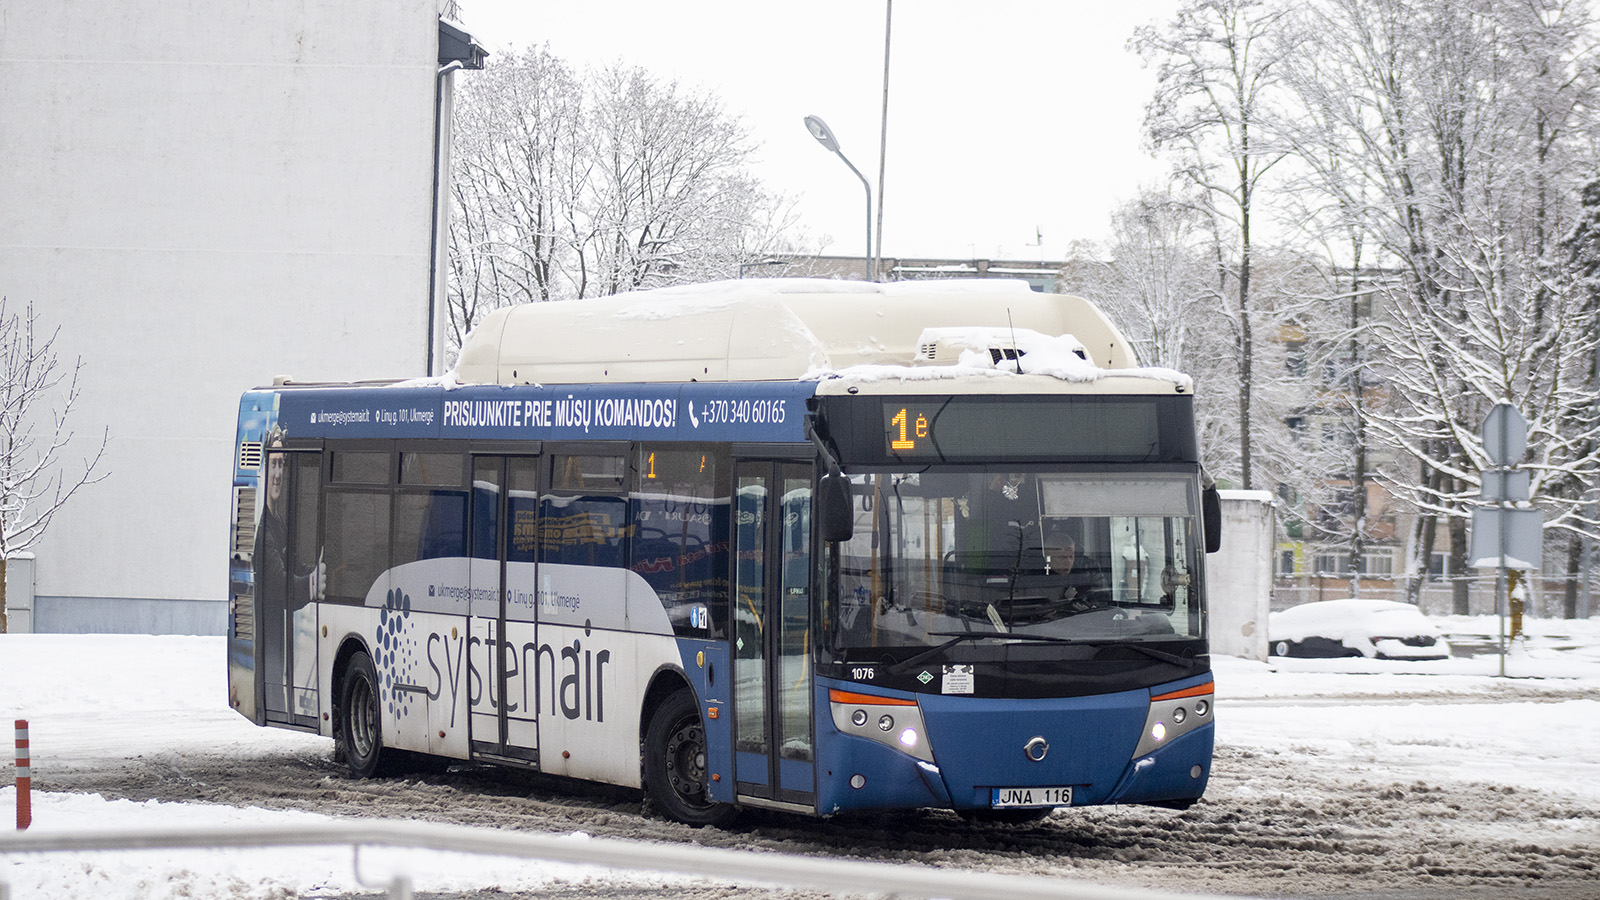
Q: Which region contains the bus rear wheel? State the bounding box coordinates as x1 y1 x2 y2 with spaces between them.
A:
338 651 387 778
644 690 737 827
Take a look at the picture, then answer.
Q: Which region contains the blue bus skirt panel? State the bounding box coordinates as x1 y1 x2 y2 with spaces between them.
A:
916 689 1157 809
815 731 955 815
673 640 735 805
1103 724 1213 806
813 680 952 815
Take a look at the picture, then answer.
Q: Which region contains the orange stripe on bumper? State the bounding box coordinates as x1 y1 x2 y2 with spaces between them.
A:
1151 682 1215 702
828 689 918 706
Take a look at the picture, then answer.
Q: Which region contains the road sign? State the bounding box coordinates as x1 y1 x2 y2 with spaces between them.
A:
1481 403 1527 467
1480 469 1531 502
1469 506 1543 569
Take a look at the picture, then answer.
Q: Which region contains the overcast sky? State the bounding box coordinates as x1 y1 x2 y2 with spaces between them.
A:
454 2 1180 261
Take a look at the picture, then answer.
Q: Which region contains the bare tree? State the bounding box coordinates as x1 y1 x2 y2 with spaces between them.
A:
1061 191 1243 482
1062 191 1324 510
573 64 791 295
448 45 585 345
1276 0 1600 610
1061 191 1215 371
0 299 107 632
1557 177 1600 617
1132 0 1294 491
445 48 794 361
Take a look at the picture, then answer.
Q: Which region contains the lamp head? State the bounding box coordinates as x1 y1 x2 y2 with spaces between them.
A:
804 115 841 153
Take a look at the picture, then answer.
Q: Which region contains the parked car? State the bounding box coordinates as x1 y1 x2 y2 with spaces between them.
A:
1268 598 1451 660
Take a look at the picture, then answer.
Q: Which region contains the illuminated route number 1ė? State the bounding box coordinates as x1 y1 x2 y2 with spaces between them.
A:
888 407 929 452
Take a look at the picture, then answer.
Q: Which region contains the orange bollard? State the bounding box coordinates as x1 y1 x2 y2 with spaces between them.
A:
15 719 29 830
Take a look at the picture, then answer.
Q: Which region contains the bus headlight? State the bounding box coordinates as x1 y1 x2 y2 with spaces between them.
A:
829 689 935 764
1133 682 1214 759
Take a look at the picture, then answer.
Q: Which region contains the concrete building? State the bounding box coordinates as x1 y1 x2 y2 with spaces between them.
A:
0 1 482 633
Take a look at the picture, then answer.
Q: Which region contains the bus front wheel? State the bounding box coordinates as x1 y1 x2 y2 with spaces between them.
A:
644 690 737 827
338 651 387 778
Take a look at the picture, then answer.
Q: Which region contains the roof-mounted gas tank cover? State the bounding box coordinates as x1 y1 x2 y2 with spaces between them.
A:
450 278 1143 386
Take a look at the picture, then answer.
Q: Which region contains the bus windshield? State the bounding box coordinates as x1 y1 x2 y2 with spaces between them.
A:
829 470 1203 652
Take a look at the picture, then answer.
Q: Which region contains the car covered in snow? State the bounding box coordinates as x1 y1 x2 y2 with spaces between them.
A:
1268 598 1451 660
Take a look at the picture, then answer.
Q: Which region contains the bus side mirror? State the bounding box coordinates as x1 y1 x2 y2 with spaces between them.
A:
819 472 854 543
1203 485 1222 554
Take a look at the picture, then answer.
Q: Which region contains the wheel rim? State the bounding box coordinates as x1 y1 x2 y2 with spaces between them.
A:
349 674 378 759
663 714 711 809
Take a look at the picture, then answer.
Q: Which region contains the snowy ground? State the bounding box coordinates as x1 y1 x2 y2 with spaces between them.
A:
1 616 1598 899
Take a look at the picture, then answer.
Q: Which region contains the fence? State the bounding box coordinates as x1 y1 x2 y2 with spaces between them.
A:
0 820 1229 900
1271 573 1594 619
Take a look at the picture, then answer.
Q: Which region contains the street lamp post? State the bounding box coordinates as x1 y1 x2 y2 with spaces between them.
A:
804 115 873 282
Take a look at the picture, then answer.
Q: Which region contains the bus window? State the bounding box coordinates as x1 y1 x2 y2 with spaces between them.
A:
471 458 500 561
331 451 389 484
393 490 468 563
543 454 628 568
401 452 464 486
631 446 730 638
506 458 539 564
324 490 390 603
553 455 626 492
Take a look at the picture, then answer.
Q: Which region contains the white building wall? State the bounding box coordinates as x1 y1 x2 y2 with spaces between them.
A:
1209 490 1276 661
0 0 444 632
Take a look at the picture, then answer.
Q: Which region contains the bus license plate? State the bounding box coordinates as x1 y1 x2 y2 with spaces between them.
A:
991 786 1072 808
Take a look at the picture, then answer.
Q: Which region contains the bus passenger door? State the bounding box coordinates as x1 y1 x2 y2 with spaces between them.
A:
469 455 541 763
731 461 815 807
260 450 322 729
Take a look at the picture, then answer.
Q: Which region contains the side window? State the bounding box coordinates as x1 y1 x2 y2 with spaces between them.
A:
394 452 467 565
401 451 462 486
542 454 628 568
324 490 390 603
632 446 730 638
507 457 540 564
469 457 539 564
393 491 468 565
331 451 389 484
290 454 321 579
472 457 500 561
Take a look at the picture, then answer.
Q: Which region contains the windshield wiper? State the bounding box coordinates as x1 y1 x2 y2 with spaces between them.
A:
888 630 1074 674
890 632 1198 673
1076 641 1198 668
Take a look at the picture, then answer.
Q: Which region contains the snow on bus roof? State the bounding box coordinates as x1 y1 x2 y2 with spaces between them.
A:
803 326 1190 390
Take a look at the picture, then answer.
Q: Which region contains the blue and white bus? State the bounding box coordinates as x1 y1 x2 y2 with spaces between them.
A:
228 279 1218 825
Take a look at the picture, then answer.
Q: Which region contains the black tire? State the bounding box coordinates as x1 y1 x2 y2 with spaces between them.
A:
644 690 739 827
338 651 388 778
